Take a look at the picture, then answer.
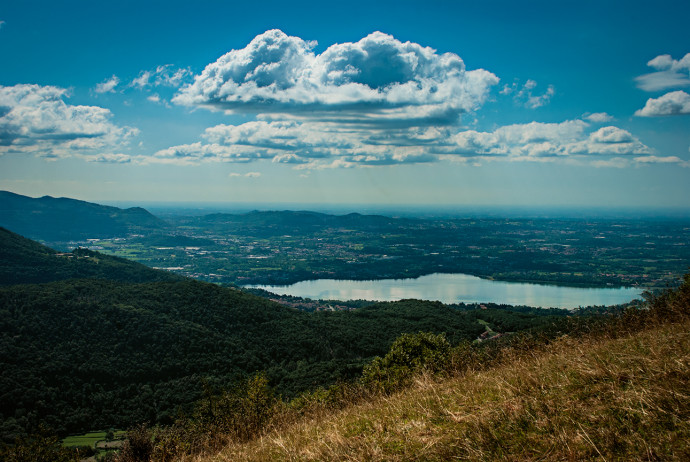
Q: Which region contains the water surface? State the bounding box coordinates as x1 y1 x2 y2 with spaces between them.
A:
249 273 643 309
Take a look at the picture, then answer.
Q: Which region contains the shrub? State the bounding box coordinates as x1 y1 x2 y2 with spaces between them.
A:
115 424 154 462
362 332 450 393
0 429 82 462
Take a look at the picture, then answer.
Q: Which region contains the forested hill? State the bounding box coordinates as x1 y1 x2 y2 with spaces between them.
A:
0 190 167 242
0 281 490 441
0 227 183 285
0 232 508 442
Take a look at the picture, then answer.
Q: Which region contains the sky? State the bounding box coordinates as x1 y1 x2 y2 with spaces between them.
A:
1 0 689 210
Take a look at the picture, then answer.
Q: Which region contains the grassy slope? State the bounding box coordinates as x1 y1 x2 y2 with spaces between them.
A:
206 320 690 461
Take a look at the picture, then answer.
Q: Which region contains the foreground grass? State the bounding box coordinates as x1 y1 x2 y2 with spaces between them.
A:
201 320 690 461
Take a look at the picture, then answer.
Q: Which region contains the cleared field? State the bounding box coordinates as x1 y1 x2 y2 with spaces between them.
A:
63 430 126 448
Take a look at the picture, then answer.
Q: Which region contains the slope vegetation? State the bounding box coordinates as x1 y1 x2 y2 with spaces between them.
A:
210 320 689 462
188 276 690 462
0 227 183 285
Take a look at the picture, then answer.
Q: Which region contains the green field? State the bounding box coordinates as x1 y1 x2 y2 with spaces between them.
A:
63 430 126 448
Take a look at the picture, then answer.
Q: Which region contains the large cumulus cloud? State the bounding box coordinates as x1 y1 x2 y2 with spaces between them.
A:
635 90 690 117
0 84 137 158
173 29 499 125
153 30 677 170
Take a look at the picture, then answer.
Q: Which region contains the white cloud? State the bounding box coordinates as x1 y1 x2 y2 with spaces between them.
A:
590 157 629 168
154 117 654 168
583 112 613 123
147 94 161 103
450 122 651 159
634 155 690 167
0 84 138 158
94 75 120 94
152 142 272 164
230 171 262 178
635 53 690 92
131 65 192 89
588 126 634 143
131 71 152 89
0 20 5 30
173 29 499 125
82 153 132 163
635 90 690 116
501 79 555 108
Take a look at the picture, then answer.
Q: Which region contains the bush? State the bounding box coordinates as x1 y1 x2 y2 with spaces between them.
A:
646 272 690 322
189 372 278 442
115 424 153 462
362 332 450 393
0 429 82 462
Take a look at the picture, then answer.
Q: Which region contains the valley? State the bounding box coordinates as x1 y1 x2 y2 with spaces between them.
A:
41 211 690 290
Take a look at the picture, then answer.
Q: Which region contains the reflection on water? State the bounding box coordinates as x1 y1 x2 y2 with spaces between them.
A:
248 273 643 309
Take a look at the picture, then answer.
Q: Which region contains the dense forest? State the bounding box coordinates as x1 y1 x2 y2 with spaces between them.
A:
0 229 575 443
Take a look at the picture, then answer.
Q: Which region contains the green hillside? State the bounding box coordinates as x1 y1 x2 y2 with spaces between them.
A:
2 232 524 442
0 277 494 441
185 274 690 462
0 227 183 285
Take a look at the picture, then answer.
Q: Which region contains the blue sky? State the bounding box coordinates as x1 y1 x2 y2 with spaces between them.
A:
1 0 689 209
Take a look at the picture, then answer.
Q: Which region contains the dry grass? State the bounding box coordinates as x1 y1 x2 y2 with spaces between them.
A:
195 320 690 461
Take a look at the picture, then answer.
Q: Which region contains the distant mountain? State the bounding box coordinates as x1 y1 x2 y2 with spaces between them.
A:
177 210 418 237
0 191 168 242
0 227 183 285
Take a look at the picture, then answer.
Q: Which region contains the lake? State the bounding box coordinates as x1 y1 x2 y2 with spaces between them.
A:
248 273 643 309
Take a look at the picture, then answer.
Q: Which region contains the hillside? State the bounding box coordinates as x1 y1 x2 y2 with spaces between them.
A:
0 278 494 441
4 232 553 443
3 229 685 461
0 227 183 285
0 191 168 242
205 315 690 461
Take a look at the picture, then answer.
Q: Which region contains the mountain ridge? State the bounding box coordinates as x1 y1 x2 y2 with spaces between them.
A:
0 191 168 242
